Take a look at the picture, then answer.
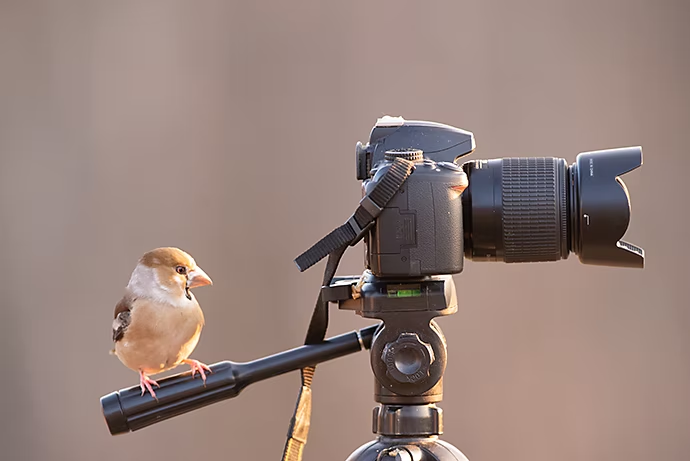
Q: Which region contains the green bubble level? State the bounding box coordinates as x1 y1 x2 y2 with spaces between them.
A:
387 288 422 298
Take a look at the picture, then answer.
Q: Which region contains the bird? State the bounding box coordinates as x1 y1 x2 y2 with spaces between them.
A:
111 247 214 399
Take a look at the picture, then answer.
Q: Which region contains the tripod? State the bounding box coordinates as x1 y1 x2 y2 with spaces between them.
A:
324 271 469 461
100 271 470 461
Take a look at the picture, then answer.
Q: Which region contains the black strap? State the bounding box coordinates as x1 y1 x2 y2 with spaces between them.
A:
282 158 415 461
294 158 416 273
281 247 345 461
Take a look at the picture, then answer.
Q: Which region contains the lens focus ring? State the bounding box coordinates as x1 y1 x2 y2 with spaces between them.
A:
501 158 568 262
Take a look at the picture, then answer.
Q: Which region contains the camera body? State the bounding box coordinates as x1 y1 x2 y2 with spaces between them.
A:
363 151 468 277
359 116 476 278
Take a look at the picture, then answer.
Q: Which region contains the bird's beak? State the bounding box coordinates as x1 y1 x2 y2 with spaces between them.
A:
187 267 213 289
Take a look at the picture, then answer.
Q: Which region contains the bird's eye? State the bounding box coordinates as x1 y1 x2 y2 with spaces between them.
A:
176 266 187 275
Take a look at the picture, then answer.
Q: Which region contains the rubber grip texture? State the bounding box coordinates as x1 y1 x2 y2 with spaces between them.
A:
501 158 567 262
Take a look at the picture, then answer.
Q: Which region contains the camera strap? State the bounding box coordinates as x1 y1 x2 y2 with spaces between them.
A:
282 158 415 461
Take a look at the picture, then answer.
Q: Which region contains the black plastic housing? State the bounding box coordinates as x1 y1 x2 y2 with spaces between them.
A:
570 147 644 267
363 155 468 277
356 116 475 180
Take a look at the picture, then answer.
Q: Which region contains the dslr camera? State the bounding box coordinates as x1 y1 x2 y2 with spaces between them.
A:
352 115 643 276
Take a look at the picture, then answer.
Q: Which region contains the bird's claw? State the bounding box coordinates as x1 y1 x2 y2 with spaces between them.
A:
139 371 160 400
183 359 212 384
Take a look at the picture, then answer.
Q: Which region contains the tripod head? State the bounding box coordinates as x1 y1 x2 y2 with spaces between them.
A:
328 272 456 405
327 272 465 460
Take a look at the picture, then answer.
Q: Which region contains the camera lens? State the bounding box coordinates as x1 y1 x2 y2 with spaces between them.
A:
460 147 644 268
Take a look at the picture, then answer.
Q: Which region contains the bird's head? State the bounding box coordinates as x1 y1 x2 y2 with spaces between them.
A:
127 247 213 306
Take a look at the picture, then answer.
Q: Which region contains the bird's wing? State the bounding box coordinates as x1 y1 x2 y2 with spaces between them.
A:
112 295 135 342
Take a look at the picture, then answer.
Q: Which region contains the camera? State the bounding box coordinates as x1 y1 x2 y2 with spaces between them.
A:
356 116 644 276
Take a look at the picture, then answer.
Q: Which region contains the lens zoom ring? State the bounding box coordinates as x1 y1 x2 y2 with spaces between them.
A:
501 158 565 262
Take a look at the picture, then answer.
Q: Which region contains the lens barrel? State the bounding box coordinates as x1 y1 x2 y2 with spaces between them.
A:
461 147 644 268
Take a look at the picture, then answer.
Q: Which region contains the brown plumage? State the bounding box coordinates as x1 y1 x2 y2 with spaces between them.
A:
112 247 213 399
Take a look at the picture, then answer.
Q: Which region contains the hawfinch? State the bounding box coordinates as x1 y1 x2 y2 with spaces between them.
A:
111 247 213 399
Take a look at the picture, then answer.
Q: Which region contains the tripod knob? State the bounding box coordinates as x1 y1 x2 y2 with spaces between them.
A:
381 333 435 384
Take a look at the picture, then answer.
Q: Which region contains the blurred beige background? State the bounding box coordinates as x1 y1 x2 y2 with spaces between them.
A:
1 1 688 460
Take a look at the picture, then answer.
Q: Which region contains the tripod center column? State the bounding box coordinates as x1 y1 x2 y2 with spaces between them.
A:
373 403 443 436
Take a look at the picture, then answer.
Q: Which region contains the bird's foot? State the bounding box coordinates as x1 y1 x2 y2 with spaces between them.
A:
138 371 160 400
183 359 212 383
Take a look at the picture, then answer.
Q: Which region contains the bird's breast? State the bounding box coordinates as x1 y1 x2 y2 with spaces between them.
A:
115 299 204 374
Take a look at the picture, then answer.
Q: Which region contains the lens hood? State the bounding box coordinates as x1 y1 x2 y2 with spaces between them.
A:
571 146 644 268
